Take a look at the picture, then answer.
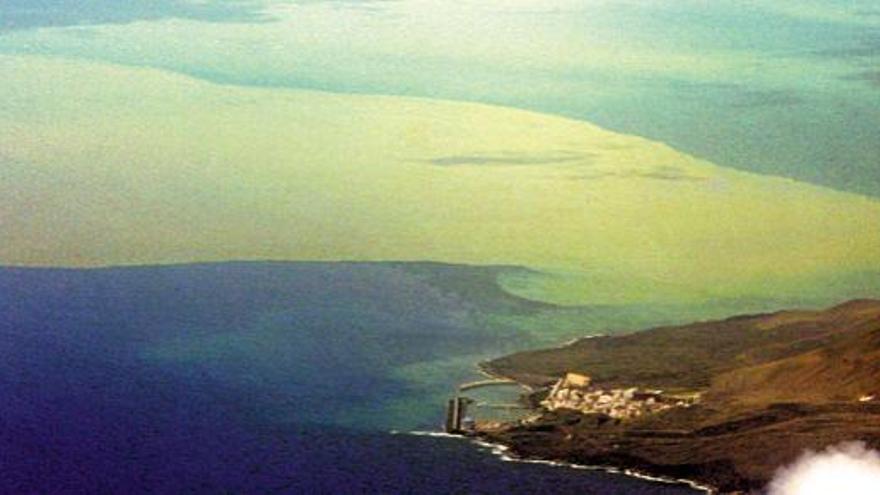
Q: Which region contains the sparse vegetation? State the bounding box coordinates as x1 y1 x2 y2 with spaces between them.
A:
479 299 880 493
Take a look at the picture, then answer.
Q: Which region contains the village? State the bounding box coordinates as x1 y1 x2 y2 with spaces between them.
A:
540 372 699 420
445 371 702 434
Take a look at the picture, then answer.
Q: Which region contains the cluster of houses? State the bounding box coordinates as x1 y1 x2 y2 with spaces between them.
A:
541 372 696 420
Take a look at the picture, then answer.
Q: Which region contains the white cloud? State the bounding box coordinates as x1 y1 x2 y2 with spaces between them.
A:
767 442 880 495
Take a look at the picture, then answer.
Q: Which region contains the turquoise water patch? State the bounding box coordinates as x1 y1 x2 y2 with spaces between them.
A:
1 1 877 195
2 261 847 493
0 0 268 31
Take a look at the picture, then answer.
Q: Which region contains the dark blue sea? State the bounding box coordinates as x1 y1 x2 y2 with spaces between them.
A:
0 263 701 493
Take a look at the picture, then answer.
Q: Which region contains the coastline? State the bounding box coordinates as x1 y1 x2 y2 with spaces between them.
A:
467 299 880 494
476 333 607 388
447 355 722 494
474 349 747 493
397 430 716 494
462 368 723 493
469 436 716 494
475 361 532 389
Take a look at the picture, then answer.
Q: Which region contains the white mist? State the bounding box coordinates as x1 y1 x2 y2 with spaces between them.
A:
767 442 880 495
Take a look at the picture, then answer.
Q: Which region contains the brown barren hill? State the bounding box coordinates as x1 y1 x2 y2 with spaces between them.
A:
484 299 880 391
478 300 880 494
710 303 880 406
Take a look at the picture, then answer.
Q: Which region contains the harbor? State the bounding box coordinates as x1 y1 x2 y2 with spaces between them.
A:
445 378 532 434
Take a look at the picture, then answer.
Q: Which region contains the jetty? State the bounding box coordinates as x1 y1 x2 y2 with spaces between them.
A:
458 378 519 392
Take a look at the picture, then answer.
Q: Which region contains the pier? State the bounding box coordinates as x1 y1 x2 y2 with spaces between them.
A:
445 376 530 433
458 378 520 392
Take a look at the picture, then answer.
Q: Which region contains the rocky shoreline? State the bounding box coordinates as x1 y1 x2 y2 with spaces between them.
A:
473 398 747 493
469 435 715 494
469 369 745 494
471 300 880 494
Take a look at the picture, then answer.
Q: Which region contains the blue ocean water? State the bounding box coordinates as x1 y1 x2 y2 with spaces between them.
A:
0 263 700 493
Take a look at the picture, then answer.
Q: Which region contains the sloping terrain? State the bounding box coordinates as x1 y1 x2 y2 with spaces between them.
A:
710 300 880 405
485 299 880 390
481 300 880 493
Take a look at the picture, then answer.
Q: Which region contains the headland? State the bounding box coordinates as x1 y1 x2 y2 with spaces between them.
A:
458 299 880 494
